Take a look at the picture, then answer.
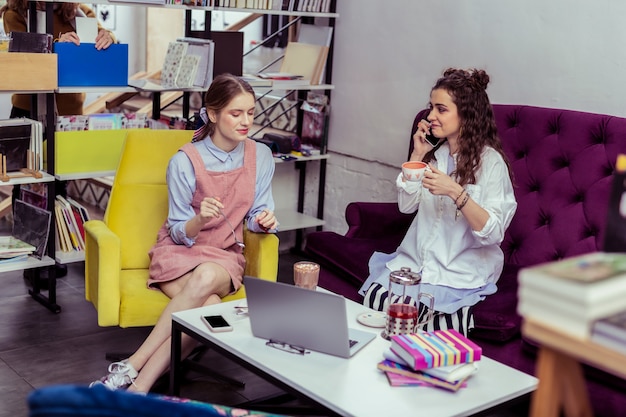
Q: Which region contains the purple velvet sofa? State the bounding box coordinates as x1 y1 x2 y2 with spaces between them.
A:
305 104 626 416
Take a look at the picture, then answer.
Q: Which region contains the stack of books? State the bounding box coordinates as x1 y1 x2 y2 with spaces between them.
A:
377 329 481 391
518 252 626 339
0 236 36 263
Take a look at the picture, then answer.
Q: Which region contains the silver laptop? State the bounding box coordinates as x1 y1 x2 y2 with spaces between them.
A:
244 276 376 358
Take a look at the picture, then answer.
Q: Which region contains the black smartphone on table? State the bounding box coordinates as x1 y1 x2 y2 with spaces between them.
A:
201 314 233 332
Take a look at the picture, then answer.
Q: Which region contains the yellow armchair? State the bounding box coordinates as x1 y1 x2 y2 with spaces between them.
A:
84 129 279 328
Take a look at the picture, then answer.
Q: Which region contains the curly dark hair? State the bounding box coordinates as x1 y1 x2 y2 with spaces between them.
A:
423 68 512 187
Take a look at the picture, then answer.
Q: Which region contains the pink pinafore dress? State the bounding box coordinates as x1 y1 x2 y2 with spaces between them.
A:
147 139 257 292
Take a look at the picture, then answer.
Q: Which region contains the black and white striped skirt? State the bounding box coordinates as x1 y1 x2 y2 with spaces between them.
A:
363 282 475 337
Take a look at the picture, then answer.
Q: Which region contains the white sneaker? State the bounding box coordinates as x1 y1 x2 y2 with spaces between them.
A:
90 360 138 390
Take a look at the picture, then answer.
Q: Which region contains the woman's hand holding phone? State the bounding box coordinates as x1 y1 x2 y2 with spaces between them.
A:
412 120 438 160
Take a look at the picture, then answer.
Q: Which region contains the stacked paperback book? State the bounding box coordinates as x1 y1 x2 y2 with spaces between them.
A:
0 236 36 263
518 252 626 339
55 196 90 253
591 310 626 354
377 329 482 391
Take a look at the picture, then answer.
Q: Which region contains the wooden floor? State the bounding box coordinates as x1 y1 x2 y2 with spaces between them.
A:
0 235 308 416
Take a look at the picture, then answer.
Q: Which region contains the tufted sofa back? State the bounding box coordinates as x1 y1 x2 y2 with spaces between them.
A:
493 105 626 268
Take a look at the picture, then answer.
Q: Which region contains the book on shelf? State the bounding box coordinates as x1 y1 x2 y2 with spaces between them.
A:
20 183 47 210
130 38 214 91
8 31 53 53
13 199 51 260
518 252 626 306
377 360 469 392
240 75 273 87
590 310 626 354
390 329 482 371
176 37 215 88
55 196 85 252
55 203 71 253
0 236 35 258
517 296 594 339
518 283 626 323
87 113 123 131
297 23 333 83
211 31 243 77
256 72 304 80
590 332 626 355
278 42 329 86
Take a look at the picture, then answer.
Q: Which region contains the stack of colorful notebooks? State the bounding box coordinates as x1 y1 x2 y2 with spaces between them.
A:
377 329 482 391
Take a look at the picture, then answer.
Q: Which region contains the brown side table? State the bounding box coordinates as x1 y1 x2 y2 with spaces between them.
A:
522 319 626 417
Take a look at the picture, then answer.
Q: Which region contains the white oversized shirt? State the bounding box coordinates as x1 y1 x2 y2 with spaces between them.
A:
387 143 517 291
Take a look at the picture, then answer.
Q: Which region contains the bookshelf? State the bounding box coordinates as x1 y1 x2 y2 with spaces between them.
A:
2 0 337 312
0 51 59 312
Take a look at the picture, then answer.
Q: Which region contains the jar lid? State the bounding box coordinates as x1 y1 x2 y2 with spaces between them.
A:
389 266 422 285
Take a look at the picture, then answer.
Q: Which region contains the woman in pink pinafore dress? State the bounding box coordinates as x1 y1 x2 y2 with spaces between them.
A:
91 74 279 393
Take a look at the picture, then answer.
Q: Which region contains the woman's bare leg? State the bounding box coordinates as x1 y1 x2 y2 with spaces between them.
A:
123 262 231 392
128 293 222 392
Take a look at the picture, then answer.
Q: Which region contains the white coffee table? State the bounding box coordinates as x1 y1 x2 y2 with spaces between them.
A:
170 295 537 417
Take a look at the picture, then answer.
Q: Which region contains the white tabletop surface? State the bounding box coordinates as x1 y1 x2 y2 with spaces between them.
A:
172 295 537 417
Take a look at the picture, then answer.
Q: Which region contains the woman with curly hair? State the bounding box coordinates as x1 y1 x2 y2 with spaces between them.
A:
359 68 517 337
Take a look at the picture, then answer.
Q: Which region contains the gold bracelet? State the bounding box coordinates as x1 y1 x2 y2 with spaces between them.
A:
457 193 470 210
454 189 466 205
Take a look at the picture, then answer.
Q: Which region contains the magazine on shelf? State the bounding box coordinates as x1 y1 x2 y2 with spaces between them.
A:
0 236 35 258
13 199 51 259
129 38 214 91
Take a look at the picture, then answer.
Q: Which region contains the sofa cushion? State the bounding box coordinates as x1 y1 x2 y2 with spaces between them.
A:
471 264 522 342
27 384 287 417
305 231 401 289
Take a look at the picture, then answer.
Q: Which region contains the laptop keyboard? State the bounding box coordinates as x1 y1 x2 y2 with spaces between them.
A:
349 339 358 348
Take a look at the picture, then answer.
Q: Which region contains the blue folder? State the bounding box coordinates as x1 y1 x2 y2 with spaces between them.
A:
54 43 128 87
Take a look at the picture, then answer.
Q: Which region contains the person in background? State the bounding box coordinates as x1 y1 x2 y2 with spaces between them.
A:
359 68 517 337
1 0 116 117
91 74 279 393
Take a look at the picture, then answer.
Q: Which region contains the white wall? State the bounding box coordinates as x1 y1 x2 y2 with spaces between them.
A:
317 0 626 235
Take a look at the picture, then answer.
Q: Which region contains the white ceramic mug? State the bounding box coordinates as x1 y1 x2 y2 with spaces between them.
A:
402 161 429 182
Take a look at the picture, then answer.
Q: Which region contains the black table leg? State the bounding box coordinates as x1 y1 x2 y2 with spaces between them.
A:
170 321 182 396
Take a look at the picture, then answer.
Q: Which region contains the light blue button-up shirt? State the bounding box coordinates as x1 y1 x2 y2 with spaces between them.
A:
166 138 276 247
